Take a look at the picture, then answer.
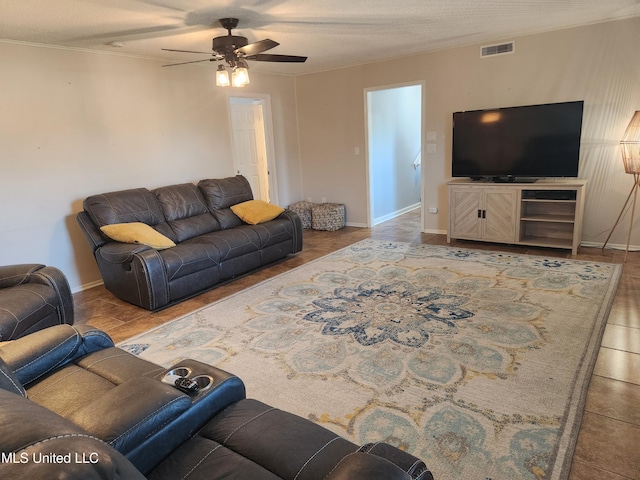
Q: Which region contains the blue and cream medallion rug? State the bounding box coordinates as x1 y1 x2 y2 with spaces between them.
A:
120 240 621 480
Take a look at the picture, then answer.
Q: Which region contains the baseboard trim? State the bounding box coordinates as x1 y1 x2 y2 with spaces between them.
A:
372 203 421 226
423 229 447 235
345 222 368 228
71 279 103 294
581 241 640 252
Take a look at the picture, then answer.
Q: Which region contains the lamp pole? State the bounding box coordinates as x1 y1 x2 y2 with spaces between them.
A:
603 173 640 261
602 111 640 261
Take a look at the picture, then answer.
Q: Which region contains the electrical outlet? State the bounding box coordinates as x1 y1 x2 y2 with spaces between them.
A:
307 197 312 203
321 197 326 203
428 207 438 214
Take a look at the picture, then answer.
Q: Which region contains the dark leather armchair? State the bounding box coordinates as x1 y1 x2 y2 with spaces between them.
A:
0 264 74 341
0 325 434 480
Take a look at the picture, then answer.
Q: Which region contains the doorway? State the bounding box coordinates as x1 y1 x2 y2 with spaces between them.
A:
228 95 278 203
365 83 423 226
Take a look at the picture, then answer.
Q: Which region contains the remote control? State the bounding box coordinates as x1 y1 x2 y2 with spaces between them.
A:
174 377 199 393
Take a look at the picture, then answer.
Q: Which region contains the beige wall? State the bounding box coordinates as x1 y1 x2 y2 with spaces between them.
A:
0 41 301 291
295 17 640 245
2 16 639 294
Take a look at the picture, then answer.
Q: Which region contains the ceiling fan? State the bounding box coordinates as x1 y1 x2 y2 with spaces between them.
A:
162 18 307 86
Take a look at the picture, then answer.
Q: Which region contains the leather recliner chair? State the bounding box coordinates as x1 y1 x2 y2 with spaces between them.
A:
0 325 434 480
0 264 74 341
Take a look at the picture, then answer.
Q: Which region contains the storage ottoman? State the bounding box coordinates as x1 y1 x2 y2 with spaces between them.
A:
287 201 314 229
312 203 346 231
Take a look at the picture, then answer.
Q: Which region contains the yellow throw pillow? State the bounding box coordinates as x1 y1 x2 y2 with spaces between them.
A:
230 200 285 225
100 222 176 250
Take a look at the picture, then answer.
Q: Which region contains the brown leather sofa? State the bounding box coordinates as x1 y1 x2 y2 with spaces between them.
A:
0 264 74 341
76 175 303 310
0 324 434 479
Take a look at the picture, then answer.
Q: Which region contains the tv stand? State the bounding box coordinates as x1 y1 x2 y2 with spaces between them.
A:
447 179 587 255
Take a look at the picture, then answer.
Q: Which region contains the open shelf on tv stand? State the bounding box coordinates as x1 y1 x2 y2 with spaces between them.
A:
447 178 587 255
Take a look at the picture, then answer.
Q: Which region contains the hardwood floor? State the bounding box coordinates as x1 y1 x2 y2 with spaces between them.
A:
74 209 640 479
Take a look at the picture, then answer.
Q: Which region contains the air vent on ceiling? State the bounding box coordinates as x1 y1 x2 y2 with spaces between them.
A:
481 41 515 58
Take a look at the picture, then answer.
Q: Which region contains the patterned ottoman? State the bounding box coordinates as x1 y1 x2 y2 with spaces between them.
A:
311 203 346 231
287 201 314 229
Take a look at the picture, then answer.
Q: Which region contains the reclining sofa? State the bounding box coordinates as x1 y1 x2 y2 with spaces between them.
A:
0 264 74 341
76 175 303 310
0 324 434 479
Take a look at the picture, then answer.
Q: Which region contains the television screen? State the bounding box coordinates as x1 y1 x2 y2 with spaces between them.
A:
452 101 584 180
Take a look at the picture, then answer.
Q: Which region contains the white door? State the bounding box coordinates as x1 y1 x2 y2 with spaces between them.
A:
229 102 270 202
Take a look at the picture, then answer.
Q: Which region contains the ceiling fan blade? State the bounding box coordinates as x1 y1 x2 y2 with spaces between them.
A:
236 39 279 56
162 48 212 55
247 54 307 63
162 59 214 67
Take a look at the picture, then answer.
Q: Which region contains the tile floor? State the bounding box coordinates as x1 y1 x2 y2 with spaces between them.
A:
74 209 640 479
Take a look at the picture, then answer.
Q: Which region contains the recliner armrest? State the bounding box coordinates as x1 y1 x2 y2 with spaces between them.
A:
28 265 75 326
0 264 45 289
97 242 153 264
325 452 413 480
0 325 114 386
129 359 247 474
359 442 433 479
326 451 435 480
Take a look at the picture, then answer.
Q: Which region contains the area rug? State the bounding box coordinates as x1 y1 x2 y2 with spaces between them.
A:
120 239 621 480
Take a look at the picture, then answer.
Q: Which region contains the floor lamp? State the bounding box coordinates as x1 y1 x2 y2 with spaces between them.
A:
602 111 640 261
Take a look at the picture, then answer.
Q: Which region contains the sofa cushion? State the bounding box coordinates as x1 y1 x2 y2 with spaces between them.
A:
158 243 221 281
182 226 263 264
231 200 285 225
26 347 166 418
0 389 148 480
83 188 176 242
100 222 176 250
198 176 254 230
149 399 358 480
154 184 221 242
244 217 297 250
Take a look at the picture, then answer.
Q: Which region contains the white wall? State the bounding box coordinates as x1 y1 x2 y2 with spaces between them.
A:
0 41 301 291
367 84 422 224
295 17 640 247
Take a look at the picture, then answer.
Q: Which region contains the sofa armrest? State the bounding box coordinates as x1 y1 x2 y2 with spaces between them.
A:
95 244 170 310
29 265 75 326
281 210 303 253
97 241 153 263
325 452 414 480
0 264 74 329
0 325 114 386
359 443 433 479
129 359 247 474
0 264 45 289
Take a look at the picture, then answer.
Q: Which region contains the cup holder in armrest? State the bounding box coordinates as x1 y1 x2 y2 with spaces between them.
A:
161 367 192 387
191 375 214 392
160 367 214 396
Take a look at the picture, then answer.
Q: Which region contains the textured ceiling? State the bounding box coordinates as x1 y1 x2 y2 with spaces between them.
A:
1 0 640 75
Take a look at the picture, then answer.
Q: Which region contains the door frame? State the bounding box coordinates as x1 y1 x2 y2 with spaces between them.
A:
363 80 425 229
227 92 279 205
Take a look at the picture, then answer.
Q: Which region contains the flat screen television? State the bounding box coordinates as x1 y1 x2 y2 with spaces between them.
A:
451 100 584 181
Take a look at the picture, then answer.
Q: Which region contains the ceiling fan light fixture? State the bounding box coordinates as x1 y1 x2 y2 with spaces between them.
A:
216 64 230 87
164 18 306 80
231 59 250 87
